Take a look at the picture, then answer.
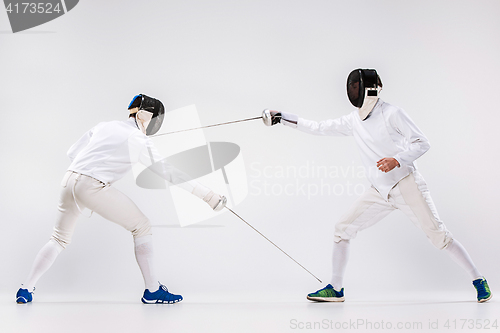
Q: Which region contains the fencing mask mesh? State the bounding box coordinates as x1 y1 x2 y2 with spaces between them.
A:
347 69 382 120
347 69 381 108
128 94 165 136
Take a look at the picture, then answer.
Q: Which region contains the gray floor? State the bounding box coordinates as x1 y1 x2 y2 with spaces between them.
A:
2 292 498 333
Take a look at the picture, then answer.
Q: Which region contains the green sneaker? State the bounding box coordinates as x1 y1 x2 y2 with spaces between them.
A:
307 284 345 302
473 278 492 303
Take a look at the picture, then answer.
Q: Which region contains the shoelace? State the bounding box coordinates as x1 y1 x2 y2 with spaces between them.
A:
315 286 331 294
476 281 488 294
159 284 169 292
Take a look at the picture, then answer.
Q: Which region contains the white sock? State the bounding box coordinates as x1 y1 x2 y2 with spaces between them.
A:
444 239 482 280
330 239 350 290
134 235 158 291
23 239 64 291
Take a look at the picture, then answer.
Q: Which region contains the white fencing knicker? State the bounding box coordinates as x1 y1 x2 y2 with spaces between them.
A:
51 171 151 249
334 171 453 249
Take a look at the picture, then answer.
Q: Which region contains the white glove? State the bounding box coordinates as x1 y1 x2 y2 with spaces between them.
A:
203 191 227 211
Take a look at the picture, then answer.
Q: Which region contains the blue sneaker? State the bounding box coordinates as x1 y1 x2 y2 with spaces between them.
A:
141 284 183 304
307 284 345 302
473 278 492 303
16 287 34 304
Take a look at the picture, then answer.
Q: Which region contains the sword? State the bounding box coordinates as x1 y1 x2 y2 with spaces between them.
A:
225 206 322 283
151 110 275 137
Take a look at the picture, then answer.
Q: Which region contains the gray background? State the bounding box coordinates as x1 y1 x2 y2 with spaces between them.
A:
1 0 499 301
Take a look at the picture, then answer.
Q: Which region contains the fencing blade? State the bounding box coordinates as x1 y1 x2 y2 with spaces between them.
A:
152 116 262 137
225 206 322 283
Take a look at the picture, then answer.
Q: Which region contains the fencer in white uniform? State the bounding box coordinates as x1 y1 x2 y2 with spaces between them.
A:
265 69 491 303
16 94 226 304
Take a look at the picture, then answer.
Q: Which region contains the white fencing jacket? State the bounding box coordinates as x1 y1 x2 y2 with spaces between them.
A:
281 99 430 200
67 117 209 197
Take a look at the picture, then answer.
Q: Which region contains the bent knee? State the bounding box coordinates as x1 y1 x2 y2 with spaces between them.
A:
131 218 151 238
50 234 70 249
334 234 351 243
431 233 453 250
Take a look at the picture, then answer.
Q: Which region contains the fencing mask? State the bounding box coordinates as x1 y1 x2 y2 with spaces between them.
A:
128 94 165 135
347 69 382 121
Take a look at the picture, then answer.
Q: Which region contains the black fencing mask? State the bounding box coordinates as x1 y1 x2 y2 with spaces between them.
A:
128 94 165 135
347 69 382 120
